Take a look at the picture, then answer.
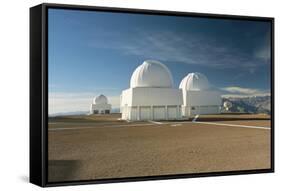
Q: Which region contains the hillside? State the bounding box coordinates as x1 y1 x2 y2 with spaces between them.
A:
222 95 271 114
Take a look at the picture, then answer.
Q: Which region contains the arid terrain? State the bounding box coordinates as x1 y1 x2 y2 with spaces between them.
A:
48 113 271 182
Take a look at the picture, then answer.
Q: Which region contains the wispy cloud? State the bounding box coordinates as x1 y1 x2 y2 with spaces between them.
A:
254 30 271 62
49 92 120 114
220 86 270 98
255 45 270 61
88 29 269 72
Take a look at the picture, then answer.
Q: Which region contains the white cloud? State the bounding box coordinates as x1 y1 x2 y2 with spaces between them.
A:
221 86 270 98
48 92 120 114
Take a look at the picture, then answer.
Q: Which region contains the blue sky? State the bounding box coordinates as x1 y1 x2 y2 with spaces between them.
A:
48 8 271 114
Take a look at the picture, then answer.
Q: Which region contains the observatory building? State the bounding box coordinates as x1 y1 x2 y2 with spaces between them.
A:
179 72 221 117
223 101 233 112
90 94 111 114
120 60 183 121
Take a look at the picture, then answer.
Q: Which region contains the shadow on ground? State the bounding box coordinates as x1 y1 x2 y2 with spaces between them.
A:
48 160 85 182
19 175 29 183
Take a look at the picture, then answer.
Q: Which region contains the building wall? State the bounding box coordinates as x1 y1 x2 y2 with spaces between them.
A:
121 87 182 121
90 103 111 114
122 105 181 121
120 89 133 107
121 87 183 106
182 90 221 117
184 90 221 106
182 105 221 117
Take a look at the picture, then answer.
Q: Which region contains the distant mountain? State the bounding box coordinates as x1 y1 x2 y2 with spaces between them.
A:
111 108 120 113
49 111 89 117
49 96 271 117
222 95 271 114
49 108 121 117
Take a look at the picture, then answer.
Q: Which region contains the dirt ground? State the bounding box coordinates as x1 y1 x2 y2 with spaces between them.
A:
48 113 271 182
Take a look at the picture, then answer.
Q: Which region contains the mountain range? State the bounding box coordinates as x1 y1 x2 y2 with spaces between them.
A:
49 95 271 117
222 95 271 114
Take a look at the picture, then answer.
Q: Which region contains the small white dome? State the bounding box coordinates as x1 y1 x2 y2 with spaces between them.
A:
179 72 210 91
223 101 232 108
130 60 173 88
93 94 108 104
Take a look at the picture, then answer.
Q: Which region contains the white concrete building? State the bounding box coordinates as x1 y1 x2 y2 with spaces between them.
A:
90 94 111 114
120 60 183 121
179 72 221 117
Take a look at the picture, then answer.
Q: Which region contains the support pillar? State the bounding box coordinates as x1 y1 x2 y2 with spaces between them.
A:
176 105 179 119
165 105 168 120
137 106 140 121
151 105 153 120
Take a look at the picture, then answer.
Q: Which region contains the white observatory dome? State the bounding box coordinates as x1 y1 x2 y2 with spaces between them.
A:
93 94 108 104
223 101 232 108
130 60 173 88
179 72 210 91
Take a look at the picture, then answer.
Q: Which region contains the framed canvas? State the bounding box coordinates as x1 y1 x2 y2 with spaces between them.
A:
30 3 274 187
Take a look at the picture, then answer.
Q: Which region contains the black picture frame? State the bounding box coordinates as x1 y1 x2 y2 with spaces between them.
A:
30 3 275 187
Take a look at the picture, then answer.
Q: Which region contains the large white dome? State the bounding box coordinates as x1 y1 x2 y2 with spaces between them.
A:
93 94 108 104
179 72 210 91
130 60 173 88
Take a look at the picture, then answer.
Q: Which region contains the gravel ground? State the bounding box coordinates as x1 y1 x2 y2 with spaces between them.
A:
48 114 271 182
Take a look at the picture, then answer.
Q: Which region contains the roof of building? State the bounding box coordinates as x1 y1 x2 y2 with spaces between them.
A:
130 60 173 88
179 72 210 91
93 94 108 104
